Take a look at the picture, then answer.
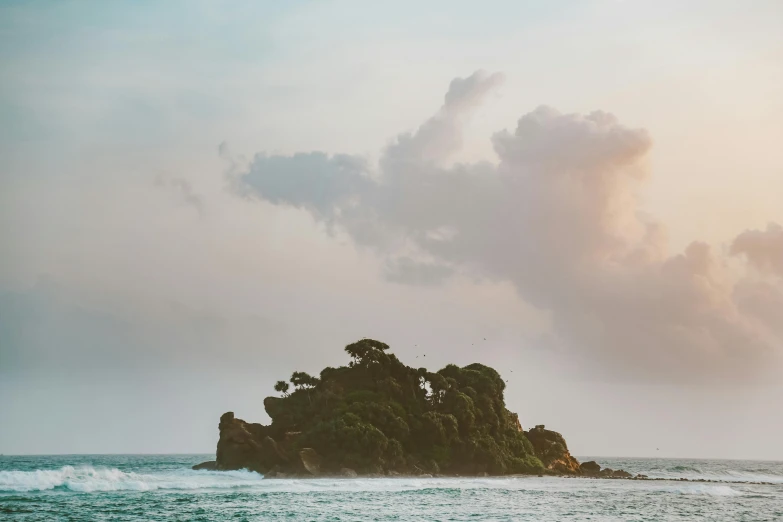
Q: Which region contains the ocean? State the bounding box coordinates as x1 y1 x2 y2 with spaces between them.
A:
1 454 781 521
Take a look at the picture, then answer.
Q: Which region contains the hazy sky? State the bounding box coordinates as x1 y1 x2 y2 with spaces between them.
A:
2 0 782 459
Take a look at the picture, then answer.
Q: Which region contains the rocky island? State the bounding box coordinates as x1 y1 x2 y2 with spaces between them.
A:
194 339 623 478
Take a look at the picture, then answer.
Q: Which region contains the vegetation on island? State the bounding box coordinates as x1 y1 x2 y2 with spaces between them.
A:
210 339 582 477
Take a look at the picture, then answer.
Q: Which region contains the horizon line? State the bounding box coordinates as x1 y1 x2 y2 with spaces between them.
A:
1 453 781 463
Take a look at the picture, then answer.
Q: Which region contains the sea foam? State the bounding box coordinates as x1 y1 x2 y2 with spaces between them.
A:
0 466 264 493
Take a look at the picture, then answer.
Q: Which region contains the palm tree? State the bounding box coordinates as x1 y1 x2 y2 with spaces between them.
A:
274 380 290 397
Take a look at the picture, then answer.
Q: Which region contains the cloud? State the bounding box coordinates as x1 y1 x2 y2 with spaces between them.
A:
383 257 454 286
228 70 783 382
236 152 371 223
155 173 205 215
731 222 783 277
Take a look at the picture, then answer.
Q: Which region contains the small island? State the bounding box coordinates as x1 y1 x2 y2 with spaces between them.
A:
195 339 621 478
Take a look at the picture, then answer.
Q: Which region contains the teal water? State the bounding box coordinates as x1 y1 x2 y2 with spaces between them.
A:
1 455 782 521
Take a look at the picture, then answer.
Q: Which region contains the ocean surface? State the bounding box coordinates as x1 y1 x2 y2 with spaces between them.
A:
1 454 782 521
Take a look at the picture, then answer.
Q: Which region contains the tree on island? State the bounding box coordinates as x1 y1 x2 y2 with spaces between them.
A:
273 380 290 397
289 371 319 390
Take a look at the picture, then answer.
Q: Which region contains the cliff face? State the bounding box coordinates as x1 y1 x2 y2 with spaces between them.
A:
524 425 581 474
205 339 583 477
215 412 284 473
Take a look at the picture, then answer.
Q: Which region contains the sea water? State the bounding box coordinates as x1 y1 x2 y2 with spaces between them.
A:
1 454 782 521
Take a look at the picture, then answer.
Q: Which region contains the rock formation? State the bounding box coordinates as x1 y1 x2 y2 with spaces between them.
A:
299 448 322 475
202 338 630 479
523 425 581 474
579 460 601 475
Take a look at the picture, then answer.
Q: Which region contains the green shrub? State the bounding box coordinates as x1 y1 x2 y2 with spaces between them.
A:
266 338 545 475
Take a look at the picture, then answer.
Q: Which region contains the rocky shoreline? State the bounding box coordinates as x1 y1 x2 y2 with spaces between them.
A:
192 457 776 486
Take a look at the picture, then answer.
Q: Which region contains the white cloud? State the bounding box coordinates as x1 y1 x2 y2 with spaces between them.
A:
731 222 783 277
230 71 783 382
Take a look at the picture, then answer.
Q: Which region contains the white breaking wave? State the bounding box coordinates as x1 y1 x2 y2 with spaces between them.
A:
2 465 780 495
0 466 264 493
638 468 783 484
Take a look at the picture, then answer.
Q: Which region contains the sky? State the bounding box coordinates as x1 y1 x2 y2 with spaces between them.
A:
1 0 782 459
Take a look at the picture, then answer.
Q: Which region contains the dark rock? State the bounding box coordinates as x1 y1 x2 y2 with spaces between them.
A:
283 432 302 445
341 467 358 477
214 411 284 473
215 412 265 472
524 425 581 474
192 460 217 471
263 396 286 420
260 436 289 468
635 474 648 479
600 468 615 477
263 465 281 478
612 469 632 478
579 461 601 475
299 448 322 476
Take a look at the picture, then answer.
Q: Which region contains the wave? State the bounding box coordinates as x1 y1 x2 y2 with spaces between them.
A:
588 458 783 484
0 466 264 493
2 462 781 495
650 469 783 484
664 484 744 497
669 465 702 473
0 470 564 495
